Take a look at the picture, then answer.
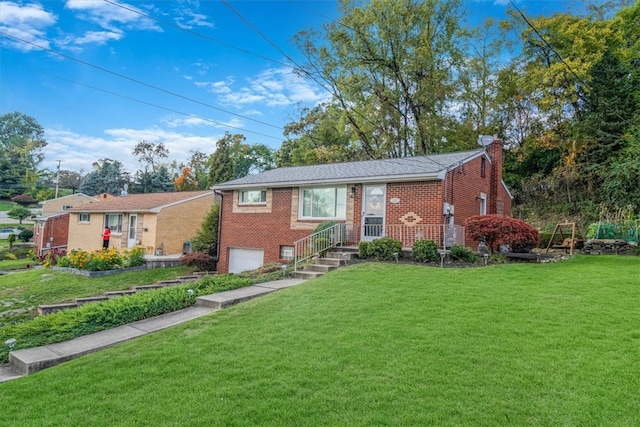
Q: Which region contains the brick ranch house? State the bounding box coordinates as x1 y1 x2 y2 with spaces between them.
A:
66 191 216 255
212 138 512 274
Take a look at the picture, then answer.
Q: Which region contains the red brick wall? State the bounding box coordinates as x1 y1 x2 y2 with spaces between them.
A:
217 147 512 272
35 214 70 255
217 188 327 273
385 181 444 225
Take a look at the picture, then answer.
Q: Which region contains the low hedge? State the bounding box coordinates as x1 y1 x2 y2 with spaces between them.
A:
0 274 253 363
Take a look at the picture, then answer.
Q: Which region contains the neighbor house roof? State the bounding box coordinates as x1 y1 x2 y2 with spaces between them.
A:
67 191 214 213
38 193 98 205
213 150 486 190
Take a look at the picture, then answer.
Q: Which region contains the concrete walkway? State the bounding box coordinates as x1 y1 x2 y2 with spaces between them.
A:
0 278 306 383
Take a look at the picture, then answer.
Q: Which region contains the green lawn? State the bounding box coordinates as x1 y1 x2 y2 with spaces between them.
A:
1 256 639 426
0 267 189 325
0 259 33 270
0 201 15 211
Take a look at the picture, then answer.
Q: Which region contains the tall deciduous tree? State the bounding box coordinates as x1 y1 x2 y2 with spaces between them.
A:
57 170 83 194
292 0 466 159
0 112 47 197
208 133 274 186
79 159 130 196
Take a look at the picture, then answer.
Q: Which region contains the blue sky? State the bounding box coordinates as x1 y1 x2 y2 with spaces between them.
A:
1 0 570 174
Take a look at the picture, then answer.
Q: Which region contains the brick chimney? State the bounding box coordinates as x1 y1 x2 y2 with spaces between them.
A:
487 137 503 215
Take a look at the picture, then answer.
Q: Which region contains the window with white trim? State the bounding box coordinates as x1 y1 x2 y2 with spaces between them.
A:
79 213 90 222
299 187 346 219
479 193 487 215
104 214 123 233
239 190 267 204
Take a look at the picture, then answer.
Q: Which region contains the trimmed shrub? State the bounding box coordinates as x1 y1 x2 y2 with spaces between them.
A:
465 215 540 253
412 239 439 263
179 252 216 271
450 245 480 263
314 237 330 257
361 237 402 261
0 273 255 363
313 221 337 234
18 229 33 242
358 241 370 258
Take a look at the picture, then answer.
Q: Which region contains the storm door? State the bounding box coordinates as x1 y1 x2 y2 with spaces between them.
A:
361 185 386 241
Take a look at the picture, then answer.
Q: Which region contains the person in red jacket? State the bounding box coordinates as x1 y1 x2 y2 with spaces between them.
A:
102 226 111 249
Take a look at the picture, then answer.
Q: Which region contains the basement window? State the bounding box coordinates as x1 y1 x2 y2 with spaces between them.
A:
280 245 294 260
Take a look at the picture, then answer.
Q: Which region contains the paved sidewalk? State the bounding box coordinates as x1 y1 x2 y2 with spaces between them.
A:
0 278 306 383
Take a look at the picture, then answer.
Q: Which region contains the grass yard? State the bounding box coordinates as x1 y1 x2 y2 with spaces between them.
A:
0 201 15 211
0 259 33 271
0 266 189 325
1 256 639 425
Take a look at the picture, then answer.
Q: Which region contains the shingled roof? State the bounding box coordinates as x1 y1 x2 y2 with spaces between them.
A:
67 190 214 213
213 149 485 190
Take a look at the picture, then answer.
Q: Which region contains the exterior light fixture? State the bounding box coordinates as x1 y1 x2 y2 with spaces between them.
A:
350 185 357 198
5 338 16 350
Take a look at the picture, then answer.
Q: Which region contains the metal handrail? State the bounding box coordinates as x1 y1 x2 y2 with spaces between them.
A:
293 223 346 271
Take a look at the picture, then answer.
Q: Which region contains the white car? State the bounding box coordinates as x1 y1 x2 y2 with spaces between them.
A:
0 228 21 240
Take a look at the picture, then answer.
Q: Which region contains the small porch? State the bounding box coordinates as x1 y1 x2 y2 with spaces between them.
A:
294 223 465 271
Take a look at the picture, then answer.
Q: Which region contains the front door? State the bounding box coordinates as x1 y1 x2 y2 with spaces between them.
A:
361 184 386 241
127 214 137 248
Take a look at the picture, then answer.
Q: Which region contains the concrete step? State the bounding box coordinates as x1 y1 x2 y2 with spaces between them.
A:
105 290 137 297
75 296 110 306
132 284 163 291
314 258 342 267
37 303 78 315
195 286 276 310
293 270 324 280
326 251 357 260
157 279 182 286
303 264 336 273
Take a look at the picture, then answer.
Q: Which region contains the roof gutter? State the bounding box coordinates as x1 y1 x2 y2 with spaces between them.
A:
213 189 223 263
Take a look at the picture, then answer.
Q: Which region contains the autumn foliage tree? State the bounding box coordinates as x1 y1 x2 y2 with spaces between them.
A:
465 215 540 253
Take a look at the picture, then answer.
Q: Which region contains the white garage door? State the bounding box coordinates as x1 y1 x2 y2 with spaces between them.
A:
229 248 264 273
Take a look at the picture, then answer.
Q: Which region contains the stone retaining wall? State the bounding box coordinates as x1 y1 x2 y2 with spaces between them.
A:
582 239 638 255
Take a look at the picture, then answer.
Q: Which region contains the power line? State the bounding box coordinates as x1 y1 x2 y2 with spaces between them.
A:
32 69 283 141
101 0 292 70
0 31 284 131
509 0 589 90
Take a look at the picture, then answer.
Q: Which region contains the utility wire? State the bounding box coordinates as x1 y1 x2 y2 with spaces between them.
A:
509 0 589 89
33 69 283 141
0 31 284 131
101 0 292 69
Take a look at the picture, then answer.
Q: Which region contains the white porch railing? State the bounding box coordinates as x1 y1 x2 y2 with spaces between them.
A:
363 224 465 249
293 223 466 271
293 223 347 271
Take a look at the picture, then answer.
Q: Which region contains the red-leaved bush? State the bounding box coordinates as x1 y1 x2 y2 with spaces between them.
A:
465 215 540 253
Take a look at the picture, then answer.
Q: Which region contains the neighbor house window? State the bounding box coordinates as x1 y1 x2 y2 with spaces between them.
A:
239 190 267 204
79 213 90 222
104 214 123 233
300 187 347 219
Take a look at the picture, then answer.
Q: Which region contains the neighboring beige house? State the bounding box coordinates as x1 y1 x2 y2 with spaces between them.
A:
66 191 216 254
34 193 100 256
39 193 99 215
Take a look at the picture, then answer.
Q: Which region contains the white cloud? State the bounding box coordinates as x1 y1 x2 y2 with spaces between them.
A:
174 10 214 29
214 67 329 108
73 30 123 45
43 126 221 174
65 0 161 32
0 1 56 51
